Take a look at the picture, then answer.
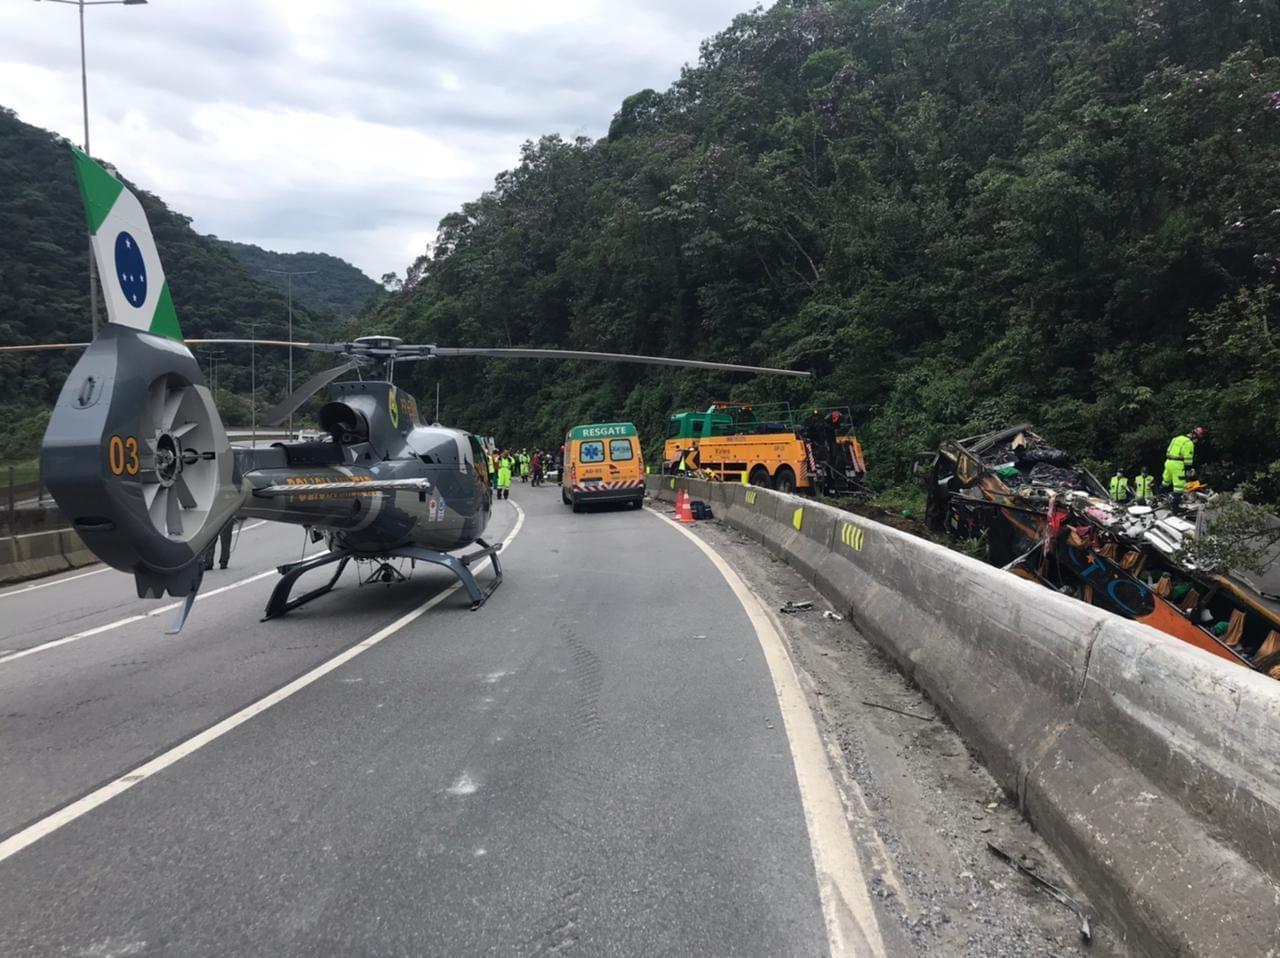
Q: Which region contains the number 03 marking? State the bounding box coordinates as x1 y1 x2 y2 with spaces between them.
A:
108 436 141 476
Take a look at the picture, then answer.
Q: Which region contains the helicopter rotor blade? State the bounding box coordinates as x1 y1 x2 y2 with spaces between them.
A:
184 339 348 352
262 360 361 428
0 338 345 354
429 346 811 377
0 342 91 353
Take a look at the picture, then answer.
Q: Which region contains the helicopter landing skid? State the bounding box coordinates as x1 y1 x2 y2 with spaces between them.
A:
261 552 353 621
260 539 503 620
388 537 503 610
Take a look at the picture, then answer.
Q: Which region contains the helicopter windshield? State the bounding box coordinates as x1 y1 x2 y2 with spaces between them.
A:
406 427 469 468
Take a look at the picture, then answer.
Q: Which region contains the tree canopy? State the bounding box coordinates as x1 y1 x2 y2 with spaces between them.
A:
0 106 363 456
364 0 1280 500
219 241 383 323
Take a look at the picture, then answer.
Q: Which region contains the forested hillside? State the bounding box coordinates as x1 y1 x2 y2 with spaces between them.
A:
366 0 1280 499
219 241 383 322
0 107 337 457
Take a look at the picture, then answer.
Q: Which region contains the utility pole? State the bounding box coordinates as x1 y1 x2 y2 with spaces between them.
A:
263 268 316 437
33 0 150 338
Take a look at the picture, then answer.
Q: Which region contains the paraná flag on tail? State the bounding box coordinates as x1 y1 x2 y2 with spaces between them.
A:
70 146 182 341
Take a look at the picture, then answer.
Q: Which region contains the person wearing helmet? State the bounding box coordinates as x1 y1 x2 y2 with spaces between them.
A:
1163 426 1207 497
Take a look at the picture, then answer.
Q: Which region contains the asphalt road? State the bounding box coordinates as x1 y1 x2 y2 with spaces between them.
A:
0 485 849 956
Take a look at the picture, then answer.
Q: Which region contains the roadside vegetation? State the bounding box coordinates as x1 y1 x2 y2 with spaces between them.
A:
362 0 1280 506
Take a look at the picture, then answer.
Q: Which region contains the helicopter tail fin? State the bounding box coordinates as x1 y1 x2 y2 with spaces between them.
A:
71 146 182 341
41 149 242 607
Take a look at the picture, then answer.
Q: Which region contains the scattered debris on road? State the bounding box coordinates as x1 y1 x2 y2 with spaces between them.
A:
822 610 844 621
987 842 1092 943
780 599 814 614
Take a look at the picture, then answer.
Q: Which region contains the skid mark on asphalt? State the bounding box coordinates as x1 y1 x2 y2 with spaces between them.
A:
523 625 616 955
0 505 524 865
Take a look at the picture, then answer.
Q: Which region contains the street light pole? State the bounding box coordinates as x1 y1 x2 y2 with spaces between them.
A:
78 0 96 339
263 268 316 437
34 0 150 339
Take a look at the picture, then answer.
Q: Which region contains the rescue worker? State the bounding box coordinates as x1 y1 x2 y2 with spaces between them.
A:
497 452 513 500
825 410 843 460
666 445 684 474
202 518 236 570
803 409 824 458
1109 468 1130 502
520 451 530 483
1133 466 1155 504
489 451 500 489
1163 426 1207 498
531 450 543 487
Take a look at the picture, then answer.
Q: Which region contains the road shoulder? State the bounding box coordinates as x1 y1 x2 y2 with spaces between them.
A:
665 506 1124 957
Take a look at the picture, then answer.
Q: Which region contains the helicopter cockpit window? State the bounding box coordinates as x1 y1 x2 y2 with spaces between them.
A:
407 430 461 466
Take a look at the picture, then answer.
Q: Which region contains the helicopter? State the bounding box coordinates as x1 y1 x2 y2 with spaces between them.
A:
4 147 810 632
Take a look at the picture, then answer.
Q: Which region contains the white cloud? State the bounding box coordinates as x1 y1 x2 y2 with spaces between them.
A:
0 0 760 277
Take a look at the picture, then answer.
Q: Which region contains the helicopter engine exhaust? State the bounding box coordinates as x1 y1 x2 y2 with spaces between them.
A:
41 326 245 599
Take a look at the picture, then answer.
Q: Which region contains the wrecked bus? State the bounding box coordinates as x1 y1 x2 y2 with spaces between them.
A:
920 424 1280 679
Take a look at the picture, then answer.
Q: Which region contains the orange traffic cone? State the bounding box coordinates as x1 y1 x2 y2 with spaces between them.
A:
677 489 695 523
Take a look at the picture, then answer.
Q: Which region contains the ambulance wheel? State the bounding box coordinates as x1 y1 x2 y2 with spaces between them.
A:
632 497 643 509
562 488 571 505
774 466 796 494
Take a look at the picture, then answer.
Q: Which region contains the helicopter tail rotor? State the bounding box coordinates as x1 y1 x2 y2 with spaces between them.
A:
41 325 244 600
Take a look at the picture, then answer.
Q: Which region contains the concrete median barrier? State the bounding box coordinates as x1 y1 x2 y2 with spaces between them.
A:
646 475 1280 956
0 508 100 585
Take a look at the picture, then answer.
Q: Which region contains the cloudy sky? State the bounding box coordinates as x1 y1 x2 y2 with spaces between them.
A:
1 0 759 279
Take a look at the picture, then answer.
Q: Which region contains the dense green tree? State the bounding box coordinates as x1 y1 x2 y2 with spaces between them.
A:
0 106 364 455
219 241 383 321
360 0 1280 501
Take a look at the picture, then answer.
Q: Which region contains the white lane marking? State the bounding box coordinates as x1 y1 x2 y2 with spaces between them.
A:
646 507 887 958
0 550 313 666
0 521 268 601
446 771 479 796
0 565 109 597
0 503 524 865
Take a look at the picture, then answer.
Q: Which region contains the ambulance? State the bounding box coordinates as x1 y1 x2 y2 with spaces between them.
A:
562 422 645 512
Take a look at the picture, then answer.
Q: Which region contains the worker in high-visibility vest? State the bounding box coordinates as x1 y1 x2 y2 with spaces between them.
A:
1163 426 1206 494
1133 467 1155 503
497 453 514 500
1108 469 1130 502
